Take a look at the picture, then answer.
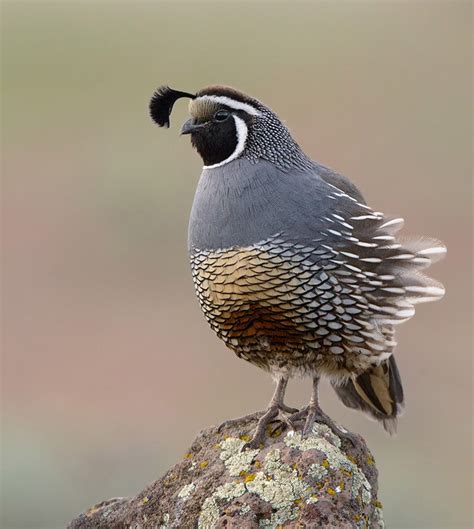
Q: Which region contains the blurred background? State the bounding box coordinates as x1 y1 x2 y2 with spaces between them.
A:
1 1 472 528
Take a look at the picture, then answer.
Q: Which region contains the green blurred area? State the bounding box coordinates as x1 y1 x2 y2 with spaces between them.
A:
1 1 472 528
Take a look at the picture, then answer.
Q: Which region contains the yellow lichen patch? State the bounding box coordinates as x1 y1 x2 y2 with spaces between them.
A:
163 473 178 487
338 481 346 491
354 514 361 522
254 460 262 469
239 434 251 442
367 455 375 465
141 496 149 505
327 487 336 496
293 498 303 506
267 425 282 438
199 460 209 469
347 454 357 464
372 499 383 508
184 452 193 459
322 459 330 469
239 470 257 483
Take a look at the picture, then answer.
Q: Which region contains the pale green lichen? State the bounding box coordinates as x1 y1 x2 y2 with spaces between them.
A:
219 437 259 477
285 428 372 504
246 449 307 510
200 443 309 528
215 481 247 500
198 496 219 529
198 433 378 528
259 505 297 528
308 462 328 482
198 481 246 529
228 446 310 527
178 483 196 500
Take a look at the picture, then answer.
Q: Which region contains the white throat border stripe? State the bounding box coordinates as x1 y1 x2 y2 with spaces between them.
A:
204 115 248 169
196 95 261 116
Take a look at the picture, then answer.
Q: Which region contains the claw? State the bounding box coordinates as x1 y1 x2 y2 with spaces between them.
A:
242 404 301 450
268 412 296 437
242 406 278 450
287 406 309 424
242 404 358 449
299 406 359 445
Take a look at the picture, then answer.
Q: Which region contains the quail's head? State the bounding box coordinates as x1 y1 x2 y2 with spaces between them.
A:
149 85 304 169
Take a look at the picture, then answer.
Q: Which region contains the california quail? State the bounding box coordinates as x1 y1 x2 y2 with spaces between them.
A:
149 85 446 448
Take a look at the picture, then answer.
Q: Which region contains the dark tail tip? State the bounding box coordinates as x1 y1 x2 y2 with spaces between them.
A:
332 356 404 433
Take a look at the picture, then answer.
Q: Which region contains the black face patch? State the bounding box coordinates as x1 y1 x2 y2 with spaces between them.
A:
190 111 239 166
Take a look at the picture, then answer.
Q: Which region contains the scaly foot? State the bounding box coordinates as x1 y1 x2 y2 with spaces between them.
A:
294 406 359 445
278 406 359 445
243 405 298 450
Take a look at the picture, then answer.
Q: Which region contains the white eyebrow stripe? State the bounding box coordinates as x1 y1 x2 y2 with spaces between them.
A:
196 95 261 116
203 115 248 169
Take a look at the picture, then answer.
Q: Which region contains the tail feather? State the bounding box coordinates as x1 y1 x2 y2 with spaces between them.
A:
332 356 404 434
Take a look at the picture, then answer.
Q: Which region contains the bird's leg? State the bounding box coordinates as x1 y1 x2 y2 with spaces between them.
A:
302 375 323 437
243 376 295 449
299 376 359 445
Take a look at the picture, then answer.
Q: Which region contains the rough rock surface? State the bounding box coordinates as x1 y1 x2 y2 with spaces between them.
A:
68 412 384 529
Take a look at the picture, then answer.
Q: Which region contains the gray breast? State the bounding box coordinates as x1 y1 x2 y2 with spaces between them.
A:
188 159 333 252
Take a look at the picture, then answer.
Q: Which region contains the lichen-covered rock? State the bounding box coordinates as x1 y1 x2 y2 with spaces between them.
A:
68 412 384 529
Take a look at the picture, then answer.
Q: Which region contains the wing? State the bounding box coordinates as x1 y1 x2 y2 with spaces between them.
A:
312 179 446 332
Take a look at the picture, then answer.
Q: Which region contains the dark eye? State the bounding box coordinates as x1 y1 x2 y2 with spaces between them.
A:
214 109 230 122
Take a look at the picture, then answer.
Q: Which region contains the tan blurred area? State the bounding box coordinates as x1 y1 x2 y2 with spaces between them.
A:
1 1 472 528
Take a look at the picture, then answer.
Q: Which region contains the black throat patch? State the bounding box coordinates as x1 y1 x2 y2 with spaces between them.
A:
190 116 238 166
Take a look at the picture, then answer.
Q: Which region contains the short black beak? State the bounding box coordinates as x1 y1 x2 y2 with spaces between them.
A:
180 119 205 135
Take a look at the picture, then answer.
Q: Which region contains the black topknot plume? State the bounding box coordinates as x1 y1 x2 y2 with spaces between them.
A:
149 86 195 128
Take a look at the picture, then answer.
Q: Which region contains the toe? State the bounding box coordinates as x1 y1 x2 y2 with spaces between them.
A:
302 408 317 437
280 403 299 414
242 439 262 450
